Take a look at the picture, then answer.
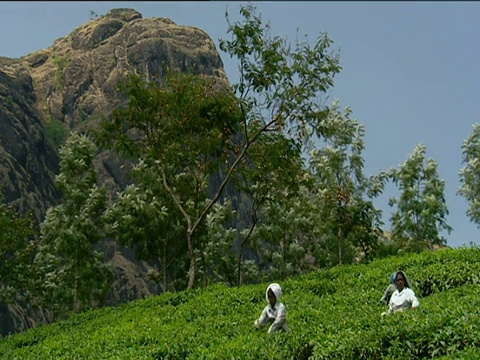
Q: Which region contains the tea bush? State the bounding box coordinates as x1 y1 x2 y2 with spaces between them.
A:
1 246 480 359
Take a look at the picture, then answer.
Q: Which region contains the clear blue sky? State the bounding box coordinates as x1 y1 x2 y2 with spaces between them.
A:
1 1 479 248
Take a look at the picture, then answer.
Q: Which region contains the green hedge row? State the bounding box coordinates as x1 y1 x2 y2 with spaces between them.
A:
1 246 480 359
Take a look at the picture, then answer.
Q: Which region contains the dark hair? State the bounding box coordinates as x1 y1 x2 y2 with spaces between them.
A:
395 270 412 288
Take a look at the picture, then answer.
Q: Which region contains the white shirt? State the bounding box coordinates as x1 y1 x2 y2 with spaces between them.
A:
388 287 420 313
254 302 290 333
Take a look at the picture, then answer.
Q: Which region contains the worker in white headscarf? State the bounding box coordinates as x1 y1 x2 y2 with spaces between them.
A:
380 272 397 305
382 270 420 316
254 283 291 333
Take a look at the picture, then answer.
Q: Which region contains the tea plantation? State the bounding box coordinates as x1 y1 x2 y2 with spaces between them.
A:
1 246 480 359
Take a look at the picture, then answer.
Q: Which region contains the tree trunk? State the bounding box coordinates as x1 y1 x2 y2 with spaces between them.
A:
187 231 196 289
201 249 207 288
163 241 167 292
74 271 79 312
338 227 343 265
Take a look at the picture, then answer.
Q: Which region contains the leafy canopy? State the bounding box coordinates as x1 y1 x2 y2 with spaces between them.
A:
0 192 36 304
458 124 480 227
35 132 112 317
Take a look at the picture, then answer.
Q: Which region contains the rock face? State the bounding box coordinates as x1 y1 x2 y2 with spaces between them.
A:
27 8 227 130
0 8 229 336
0 59 60 220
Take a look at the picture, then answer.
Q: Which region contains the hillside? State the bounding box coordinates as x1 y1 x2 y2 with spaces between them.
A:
0 8 227 221
1 247 479 359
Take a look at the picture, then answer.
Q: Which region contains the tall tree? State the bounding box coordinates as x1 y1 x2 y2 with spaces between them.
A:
388 143 452 251
96 71 241 290
308 101 382 265
232 131 304 285
219 4 340 149
104 159 186 292
458 123 480 227
219 3 341 278
251 183 318 282
97 3 341 290
35 132 113 318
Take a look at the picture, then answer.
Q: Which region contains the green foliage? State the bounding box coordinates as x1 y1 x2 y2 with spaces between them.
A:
197 199 238 286
0 192 36 303
35 132 113 318
87 3 456 299
51 55 70 88
45 117 68 149
104 166 187 291
2 247 480 358
216 3 344 284
95 3 348 291
233 130 307 284
219 3 341 144
388 144 452 251
458 123 480 227
2 95 13 108
248 184 318 282
96 69 241 289
104 164 170 259
97 70 240 163
308 101 383 266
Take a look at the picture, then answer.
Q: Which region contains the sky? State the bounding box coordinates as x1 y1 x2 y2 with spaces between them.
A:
1 1 479 248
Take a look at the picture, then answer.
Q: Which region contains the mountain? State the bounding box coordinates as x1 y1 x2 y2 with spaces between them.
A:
0 8 229 336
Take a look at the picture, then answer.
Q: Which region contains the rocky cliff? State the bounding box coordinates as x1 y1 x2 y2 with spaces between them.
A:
0 8 230 336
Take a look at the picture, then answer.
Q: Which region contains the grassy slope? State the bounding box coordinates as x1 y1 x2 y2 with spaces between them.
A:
1 247 480 359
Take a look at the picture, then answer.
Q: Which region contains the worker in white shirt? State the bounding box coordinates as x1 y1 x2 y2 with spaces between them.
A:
382 270 420 316
254 283 291 333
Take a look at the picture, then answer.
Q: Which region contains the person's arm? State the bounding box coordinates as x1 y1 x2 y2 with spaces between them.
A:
408 290 420 309
254 306 269 328
268 304 286 333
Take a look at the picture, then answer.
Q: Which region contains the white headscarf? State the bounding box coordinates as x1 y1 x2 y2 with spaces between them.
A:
266 283 283 303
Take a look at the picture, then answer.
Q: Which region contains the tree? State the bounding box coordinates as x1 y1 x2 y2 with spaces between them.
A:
35 132 113 318
251 183 318 282
104 159 186 292
89 10 98 21
458 123 480 226
308 100 382 265
219 3 340 277
219 4 340 149
97 3 341 290
388 143 452 251
96 71 241 290
0 192 36 304
197 199 238 287
232 131 305 285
